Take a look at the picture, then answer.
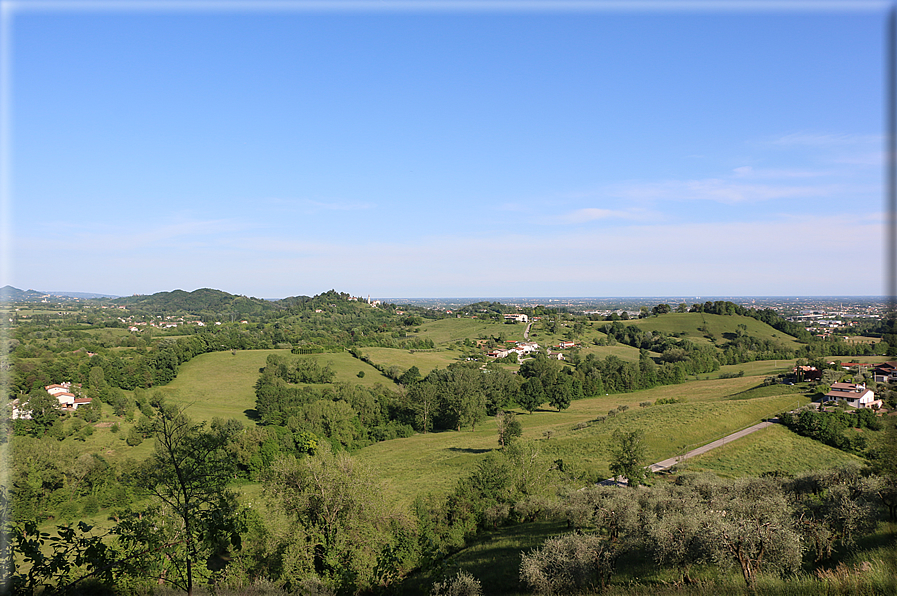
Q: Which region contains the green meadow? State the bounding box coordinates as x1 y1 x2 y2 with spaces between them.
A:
682 423 865 478
355 371 813 507
571 343 646 362
414 317 522 345
624 312 804 350
155 349 396 422
358 346 461 375
154 349 288 422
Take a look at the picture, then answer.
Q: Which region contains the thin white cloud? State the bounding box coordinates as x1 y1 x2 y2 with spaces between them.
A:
770 132 881 147
731 166 827 179
607 178 843 204
554 207 648 224
267 197 374 212
830 151 884 167
13 217 254 255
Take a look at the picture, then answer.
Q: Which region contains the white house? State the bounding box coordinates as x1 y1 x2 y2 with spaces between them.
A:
515 342 539 354
10 399 30 420
55 392 76 407
824 382 877 408
72 397 93 410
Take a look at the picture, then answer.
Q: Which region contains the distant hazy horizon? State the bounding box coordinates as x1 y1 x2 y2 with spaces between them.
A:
4 284 888 308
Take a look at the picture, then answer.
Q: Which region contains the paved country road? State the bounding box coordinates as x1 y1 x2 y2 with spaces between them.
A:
601 419 777 485
648 419 775 473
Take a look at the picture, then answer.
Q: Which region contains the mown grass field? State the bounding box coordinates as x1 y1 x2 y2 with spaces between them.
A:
155 349 288 422
359 347 461 375
414 318 520 345
715 358 798 378
570 343 646 362
156 349 396 422
298 351 393 388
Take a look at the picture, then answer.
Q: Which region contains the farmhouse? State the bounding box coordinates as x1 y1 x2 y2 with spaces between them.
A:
792 365 821 381
9 399 29 420
44 382 91 410
873 361 897 384
503 314 528 323
823 382 879 409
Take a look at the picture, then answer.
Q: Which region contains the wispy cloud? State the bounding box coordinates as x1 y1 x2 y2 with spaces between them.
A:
554 207 648 224
267 197 373 212
731 166 827 179
769 132 881 147
606 177 842 204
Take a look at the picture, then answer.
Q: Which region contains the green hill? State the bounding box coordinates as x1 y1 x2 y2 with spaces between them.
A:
618 312 803 351
111 287 280 316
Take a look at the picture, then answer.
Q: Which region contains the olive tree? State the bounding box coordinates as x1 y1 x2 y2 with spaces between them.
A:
520 532 616 594
640 483 718 584
701 478 802 588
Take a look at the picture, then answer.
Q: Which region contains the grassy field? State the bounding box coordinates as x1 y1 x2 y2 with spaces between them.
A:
572 343 647 362
355 373 814 507
414 318 520 346
624 312 804 350
681 423 865 478
295 352 394 388
359 347 461 375
715 359 798 378
155 349 289 422
155 349 401 422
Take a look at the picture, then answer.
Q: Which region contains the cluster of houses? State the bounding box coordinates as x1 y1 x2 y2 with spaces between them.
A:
487 341 542 362
121 316 254 332
503 314 529 323
43 383 92 410
486 339 580 363
793 361 897 410
10 382 93 420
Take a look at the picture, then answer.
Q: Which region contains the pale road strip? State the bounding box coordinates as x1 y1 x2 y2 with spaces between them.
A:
648 420 775 473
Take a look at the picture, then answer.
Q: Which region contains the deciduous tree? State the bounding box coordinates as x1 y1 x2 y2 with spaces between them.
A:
609 429 649 487
127 407 241 595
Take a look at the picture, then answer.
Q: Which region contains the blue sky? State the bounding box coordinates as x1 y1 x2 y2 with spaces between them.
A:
1 1 888 299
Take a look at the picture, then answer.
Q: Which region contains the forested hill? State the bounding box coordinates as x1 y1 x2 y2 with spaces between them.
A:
110 288 281 316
